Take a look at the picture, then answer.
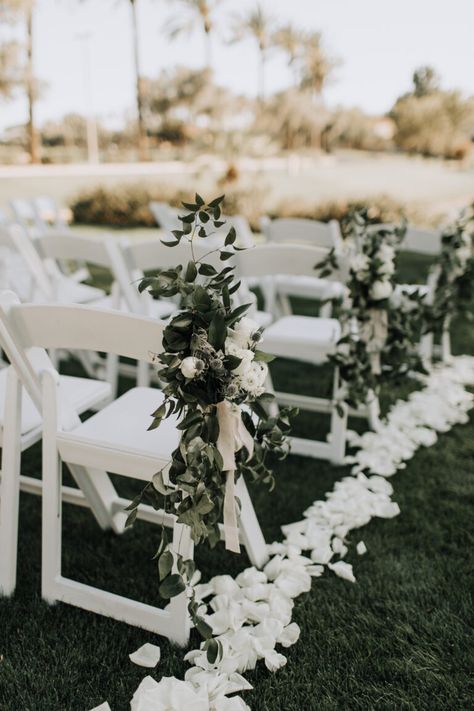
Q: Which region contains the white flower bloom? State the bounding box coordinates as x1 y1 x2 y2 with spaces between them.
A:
230 317 261 348
180 356 204 379
370 279 393 300
350 253 370 279
377 243 395 264
239 361 268 396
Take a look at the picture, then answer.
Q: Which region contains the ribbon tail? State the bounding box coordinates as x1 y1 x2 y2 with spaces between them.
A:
223 470 240 554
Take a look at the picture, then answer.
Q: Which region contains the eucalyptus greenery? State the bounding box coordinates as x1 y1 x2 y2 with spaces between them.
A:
126 194 295 658
316 210 426 409
428 209 474 335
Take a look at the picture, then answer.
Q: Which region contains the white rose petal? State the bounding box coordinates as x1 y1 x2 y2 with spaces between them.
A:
328 561 356 583
356 541 367 555
129 643 161 668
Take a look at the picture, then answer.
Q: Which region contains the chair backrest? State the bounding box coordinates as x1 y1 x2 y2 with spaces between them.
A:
236 243 334 280
6 224 54 298
32 196 69 231
401 227 443 256
120 236 225 275
149 202 181 233
367 223 442 256
225 214 255 248
9 198 43 232
261 217 342 250
0 291 165 417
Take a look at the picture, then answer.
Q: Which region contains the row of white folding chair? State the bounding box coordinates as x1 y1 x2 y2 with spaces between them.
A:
9 196 71 235
235 243 379 465
0 294 268 644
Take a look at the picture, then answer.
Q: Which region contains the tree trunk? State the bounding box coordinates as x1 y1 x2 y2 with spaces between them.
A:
130 0 147 160
26 5 39 163
204 28 212 69
258 47 266 104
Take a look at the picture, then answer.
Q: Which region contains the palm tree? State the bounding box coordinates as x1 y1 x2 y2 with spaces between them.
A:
273 23 303 85
1 0 39 162
299 31 339 101
231 3 275 102
165 0 223 69
128 0 147 160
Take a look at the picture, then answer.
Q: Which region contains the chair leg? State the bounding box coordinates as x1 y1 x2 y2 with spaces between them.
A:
168 522 193 647
41 370 63 604
329 370 349 465
236 475 268 569
137 360 151 388
0 370 23 596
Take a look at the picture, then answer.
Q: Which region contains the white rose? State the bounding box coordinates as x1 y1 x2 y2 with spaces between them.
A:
370 279 393 301
456 244 471 268
350 253 370 280
240 361 268 396
233 349 255 376
377 244 395 263
230 317 261 348
180 356 203 379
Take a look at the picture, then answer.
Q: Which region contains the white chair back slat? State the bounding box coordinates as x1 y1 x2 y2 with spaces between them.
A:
402 227 443 256
236 243 332 280
149 202 181 233
123 237 224 274
262 217 342 250
35 233 113 266
367 223 443 256
2 300 164 365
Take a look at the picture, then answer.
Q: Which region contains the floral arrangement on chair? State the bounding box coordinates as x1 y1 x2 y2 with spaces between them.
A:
126 194 295 656
317 210 426 409
428 209 473 339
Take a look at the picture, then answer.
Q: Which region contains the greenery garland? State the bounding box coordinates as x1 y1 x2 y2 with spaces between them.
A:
316 210 426 409
126 194 295 660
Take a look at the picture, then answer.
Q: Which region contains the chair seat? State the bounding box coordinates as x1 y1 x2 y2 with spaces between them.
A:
57 387 180 481
274 275 345 301
263 315 341 364
0 370 111 439
254 310 273 329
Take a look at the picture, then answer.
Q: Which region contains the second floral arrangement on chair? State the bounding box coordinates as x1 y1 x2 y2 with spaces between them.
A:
126 194 295 653
316 210 426 410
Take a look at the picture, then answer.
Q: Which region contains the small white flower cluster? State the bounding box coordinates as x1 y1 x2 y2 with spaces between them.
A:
350 242 396 301
179 317 267 400
225 318 268 399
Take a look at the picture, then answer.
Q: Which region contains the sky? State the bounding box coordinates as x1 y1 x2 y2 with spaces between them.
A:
1 0 473 132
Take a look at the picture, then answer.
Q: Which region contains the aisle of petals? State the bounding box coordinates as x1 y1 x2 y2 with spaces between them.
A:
95 356 474 711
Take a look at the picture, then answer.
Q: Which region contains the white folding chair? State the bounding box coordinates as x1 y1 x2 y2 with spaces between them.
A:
397 226 448 362
370 224 445 362
258 217 344 317
31 195 71 232
237 244 383 463
9 198 44 235
0 296 268 643
0 296 113 595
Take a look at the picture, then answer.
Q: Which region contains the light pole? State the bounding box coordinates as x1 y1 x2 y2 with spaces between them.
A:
75 31 99 164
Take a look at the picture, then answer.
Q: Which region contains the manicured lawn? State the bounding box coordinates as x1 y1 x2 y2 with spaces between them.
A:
0 259 472 710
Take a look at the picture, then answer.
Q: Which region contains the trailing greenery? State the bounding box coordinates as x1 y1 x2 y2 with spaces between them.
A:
316 210 426 409
428 209 474 335
125 194 295 657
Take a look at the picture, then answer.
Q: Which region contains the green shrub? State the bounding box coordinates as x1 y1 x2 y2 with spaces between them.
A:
70 183 189 227
70 185 435 231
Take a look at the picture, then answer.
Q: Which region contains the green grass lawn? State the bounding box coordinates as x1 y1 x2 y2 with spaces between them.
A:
0 260 473 711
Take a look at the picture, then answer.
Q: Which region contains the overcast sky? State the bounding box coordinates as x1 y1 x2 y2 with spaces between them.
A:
1 0 473 131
